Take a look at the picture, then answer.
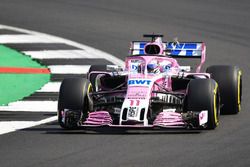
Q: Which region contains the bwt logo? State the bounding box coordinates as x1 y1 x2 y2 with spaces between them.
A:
128 79 152 85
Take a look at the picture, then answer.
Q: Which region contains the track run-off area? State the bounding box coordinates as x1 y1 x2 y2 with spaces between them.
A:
0 1 249 167
0 24 123 134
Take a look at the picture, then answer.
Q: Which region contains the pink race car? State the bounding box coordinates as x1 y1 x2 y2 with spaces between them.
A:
58 34 242 130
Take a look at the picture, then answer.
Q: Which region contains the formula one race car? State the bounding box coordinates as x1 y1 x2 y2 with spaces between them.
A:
58 34 242 130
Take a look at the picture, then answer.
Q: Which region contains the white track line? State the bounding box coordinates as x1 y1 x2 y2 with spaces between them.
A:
0 34 59 43
48 65 90 74
0 24 124 135
37 82 61 92
0 101 57 112
23 50 103 59
0 116 57 135
0 25 124 66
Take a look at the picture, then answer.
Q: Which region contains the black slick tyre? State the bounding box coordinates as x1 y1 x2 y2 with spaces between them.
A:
185 79 220 129
58 78 93 129
206 65 242 114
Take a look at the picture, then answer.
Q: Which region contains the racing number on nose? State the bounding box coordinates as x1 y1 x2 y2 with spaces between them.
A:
129 100 140 106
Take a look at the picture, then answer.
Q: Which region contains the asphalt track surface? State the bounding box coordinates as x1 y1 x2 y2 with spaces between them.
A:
0 0 250 167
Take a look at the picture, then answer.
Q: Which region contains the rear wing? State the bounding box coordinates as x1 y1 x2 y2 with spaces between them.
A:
129 41 204 57
129 41 206 72
166 42 204 58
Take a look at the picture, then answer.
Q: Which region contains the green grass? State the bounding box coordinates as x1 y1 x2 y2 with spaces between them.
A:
0 45 50 105
0 74 50 106
0 45 44 67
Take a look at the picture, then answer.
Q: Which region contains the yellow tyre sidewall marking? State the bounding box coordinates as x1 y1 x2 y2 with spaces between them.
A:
87 82 93 93
82 81 93 115
82 81 92 95
214 83 219 126
238 70 242 112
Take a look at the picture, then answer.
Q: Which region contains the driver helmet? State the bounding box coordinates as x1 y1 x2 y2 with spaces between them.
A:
147 63 160 74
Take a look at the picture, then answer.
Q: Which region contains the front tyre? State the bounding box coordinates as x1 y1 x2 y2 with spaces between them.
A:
58 78 93 129
185 79 220 129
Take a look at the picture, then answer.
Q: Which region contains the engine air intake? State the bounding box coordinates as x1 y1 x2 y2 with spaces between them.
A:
145 44 161 54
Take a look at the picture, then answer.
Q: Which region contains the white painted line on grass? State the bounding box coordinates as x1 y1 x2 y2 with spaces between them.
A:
0 116 57 135
0 34 59 43
23 50 101 59
0 101 57 112
37 82 61 92
48 65 90 74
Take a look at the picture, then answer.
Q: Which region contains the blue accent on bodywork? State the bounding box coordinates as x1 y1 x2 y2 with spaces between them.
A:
166 43 198 49
186 50 193 56
139 43 146 48
166 43 201 57
139 50 144 54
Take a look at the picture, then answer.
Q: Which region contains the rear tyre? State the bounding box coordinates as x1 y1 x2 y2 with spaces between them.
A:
185 79 220 129
206 65 242 114
58 78 93 129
